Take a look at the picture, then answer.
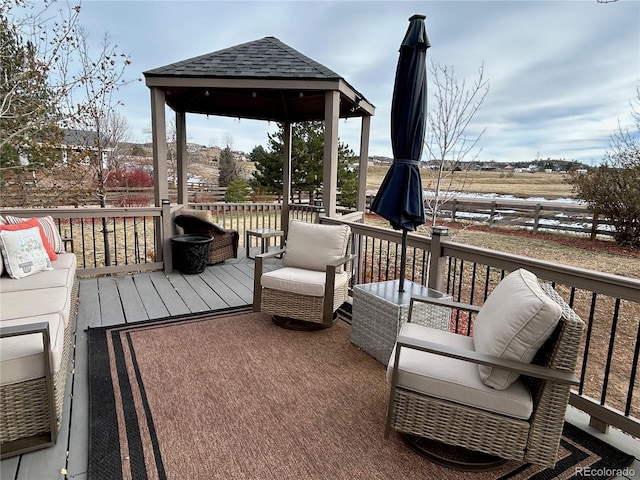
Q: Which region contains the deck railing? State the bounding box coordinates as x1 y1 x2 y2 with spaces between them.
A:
0 207 163 276
1 204 638 439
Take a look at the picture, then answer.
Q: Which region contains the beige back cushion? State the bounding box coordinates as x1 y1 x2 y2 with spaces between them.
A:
283 220 350 272
181 209 213 223
473 269 562 390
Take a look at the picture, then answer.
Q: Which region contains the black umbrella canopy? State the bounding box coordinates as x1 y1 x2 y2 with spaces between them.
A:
370 14 430 292
371 14 430 231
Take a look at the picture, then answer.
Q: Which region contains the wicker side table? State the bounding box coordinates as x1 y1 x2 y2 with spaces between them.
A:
351 280 451 365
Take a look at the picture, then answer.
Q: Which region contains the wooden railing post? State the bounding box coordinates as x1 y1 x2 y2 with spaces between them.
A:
161 199 173 272
428 226 449 292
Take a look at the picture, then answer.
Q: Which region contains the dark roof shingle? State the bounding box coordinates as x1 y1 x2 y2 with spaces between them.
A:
144 36 341 80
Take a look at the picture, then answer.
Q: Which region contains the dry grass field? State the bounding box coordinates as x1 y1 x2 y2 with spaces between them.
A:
366 165 573 199
364 165 639 279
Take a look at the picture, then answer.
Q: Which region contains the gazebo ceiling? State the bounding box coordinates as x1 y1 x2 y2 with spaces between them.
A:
143 36 374 123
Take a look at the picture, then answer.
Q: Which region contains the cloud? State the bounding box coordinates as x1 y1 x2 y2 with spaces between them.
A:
76 0 639 164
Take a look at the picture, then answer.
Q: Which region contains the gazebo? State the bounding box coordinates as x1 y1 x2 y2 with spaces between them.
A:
143 36 375 270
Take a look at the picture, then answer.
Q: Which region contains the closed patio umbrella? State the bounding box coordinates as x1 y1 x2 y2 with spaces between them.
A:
370 14 430 292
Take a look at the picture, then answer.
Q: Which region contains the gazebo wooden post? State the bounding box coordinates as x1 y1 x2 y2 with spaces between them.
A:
282 122 292 234
357 115 371 214
150 87 172 271
176 111 188 207
323 90 340 217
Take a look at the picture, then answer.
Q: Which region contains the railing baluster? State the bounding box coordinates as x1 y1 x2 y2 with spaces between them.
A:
91 218 97 268
601 298 621 405
579 292 598 396
627 317 640 417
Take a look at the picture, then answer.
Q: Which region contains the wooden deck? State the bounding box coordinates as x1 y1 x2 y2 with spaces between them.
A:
1 252 638 480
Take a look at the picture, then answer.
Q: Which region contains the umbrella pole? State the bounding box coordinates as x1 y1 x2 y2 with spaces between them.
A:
399 229 407 293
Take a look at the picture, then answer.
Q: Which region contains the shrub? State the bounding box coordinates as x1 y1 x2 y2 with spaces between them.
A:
224 177 250 203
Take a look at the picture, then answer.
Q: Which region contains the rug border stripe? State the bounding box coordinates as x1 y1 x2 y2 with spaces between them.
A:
125 331 167 480
87 324 123 479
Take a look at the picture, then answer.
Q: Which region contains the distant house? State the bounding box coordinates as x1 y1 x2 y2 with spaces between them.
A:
60 129 114 169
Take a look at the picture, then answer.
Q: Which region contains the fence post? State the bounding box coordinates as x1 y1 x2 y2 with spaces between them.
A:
489 201 497 226
591 206 600 241
533 204 542 234
428 226 449 292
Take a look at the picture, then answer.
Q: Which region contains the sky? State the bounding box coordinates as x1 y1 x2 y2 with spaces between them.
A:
73 0 639 165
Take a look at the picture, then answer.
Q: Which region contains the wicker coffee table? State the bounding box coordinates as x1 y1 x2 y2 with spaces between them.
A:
351 280 451 365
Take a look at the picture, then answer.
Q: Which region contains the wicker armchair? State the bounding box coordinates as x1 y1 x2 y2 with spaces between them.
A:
253 220 353 330
384 269 585 469
174 214 238 265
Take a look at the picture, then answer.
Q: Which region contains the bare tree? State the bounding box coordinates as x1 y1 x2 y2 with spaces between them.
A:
1 2 136 211
423 62 489 227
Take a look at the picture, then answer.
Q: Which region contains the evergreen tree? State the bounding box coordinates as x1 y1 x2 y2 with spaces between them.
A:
0 13 60 177
218 145 237 186
250 144 282 195
224 177 250 203
251 122 356 203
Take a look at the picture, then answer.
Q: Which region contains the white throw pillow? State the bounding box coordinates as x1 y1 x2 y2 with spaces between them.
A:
3 215 64 253
282 220 350 272
473 269 562 390
0 227 53 279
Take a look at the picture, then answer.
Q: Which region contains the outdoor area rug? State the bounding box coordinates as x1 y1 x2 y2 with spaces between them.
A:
87 306 635 480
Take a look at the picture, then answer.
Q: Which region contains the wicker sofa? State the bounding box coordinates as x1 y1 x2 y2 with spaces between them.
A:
0 252 77 458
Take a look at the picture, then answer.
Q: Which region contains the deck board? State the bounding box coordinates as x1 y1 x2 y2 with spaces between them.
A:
183 274 228 310
198 269 246 308
165 273 210 313
131 273 171 319
207 266 254 304
115 275 149 322
97 277 126 326
148 271 191 317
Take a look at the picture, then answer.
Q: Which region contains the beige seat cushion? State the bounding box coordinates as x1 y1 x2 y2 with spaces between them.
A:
0 287 73 326
0 313 65 385
0 253 76 293
473 269 562 390
387 323 533 420
261 267 349 297
283 220 350 272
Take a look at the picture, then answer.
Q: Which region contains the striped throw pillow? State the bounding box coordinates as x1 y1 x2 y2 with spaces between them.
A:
4 215 65 254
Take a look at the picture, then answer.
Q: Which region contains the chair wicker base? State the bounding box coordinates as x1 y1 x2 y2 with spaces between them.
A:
400 433 508 471
272 313 338 331
390 388 530 463
261 283 348 327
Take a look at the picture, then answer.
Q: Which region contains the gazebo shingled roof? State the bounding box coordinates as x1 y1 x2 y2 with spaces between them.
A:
144 36 375 272
144 36 374 122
